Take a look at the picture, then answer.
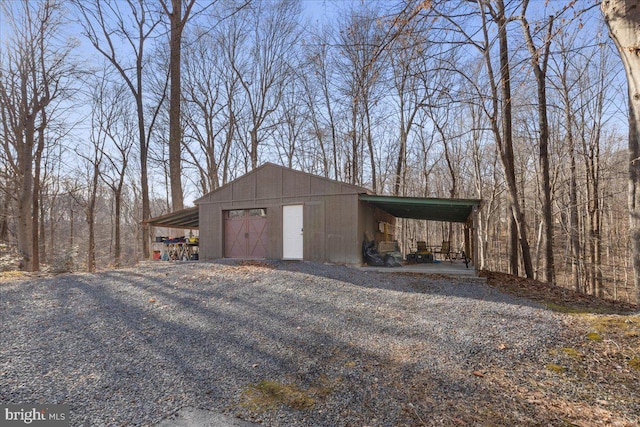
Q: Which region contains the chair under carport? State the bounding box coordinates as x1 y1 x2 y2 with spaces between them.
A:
359 194 481 270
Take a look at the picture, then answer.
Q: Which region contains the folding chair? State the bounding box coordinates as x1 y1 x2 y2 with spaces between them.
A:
435 240 452 262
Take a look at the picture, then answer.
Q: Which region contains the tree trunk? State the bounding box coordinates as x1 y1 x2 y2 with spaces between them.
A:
39 191 46 264
496 1 534 278
69 207 74 248
364 101 377 193
18 115 35 271
86 154 101 273
569 121 581 292
31 167 40 270
521 12 555 283
114 188 122 267
250 128 259 170
394 123 407 196
168 0 184 211
31 112 47 272
325 80 339 181
350 102 359 185
559 55 582 291
136 70 150 259
87 207 96 272
0 187 8 242
48 197 56 266
602 0 640 302
509 215 519 275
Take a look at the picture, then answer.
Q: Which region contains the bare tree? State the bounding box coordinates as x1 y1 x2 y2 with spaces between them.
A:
231 0 302 170
181 15 244 194
299 59 331 177
0 0 73 271
69 72 117 272
519 2 559 283
302 26 341 180
601 0 640 301
74 0 165 259
40 144 65 265
159 0 198 211
550 28 583 292
274 76 307 169
74 150 103 272
479 0 533 277
389 23 431 196
578 45 610 297
95 79 135 267
336 5 386 191
398 0 534 276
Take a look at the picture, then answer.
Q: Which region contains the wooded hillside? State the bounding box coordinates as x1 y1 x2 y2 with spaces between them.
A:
0 0 635 303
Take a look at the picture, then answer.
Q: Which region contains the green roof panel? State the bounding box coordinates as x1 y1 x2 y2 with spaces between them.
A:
360 195 481 223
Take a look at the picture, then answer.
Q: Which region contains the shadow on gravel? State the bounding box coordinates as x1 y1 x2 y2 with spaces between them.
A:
249 259 551 311
2 262 634 426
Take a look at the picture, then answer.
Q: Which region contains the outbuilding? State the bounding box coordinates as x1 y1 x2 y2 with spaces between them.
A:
148 163 481 266
195 163 392 264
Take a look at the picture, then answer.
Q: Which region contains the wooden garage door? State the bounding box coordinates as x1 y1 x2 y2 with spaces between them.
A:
224 209 268 258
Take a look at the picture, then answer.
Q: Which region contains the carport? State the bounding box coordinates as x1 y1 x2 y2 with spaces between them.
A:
145 196 482 267
144 207 199 230
359 194 481 268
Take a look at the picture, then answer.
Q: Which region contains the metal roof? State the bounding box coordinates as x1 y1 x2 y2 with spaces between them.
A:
360 195 481 223
143 206 199 229
194 162 370 205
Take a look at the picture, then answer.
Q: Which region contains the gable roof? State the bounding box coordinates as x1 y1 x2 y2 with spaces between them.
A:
194 162 370 204
145 164 482 229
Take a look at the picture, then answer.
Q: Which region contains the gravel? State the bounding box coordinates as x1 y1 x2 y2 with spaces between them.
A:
0 261 570 426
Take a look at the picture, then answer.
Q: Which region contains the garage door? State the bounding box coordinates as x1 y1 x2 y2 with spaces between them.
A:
224 209 268 258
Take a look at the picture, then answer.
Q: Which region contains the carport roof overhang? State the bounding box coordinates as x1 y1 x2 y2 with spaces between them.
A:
143 206 199 229
360 195 481 223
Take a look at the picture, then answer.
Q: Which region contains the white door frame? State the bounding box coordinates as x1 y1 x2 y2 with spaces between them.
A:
282 204 304 260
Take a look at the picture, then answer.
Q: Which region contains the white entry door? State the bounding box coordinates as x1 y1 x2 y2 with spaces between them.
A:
282 204 304 260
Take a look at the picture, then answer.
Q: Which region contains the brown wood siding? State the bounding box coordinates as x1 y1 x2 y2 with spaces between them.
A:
196 163 370 263
207 185 231 203
256 166 282 199
359 199 373 249
324 194 358 264
282 170 311 197
304 200 325 262
268 204 283 258
198 206 222 259
231 175 256 201
310 176 341 195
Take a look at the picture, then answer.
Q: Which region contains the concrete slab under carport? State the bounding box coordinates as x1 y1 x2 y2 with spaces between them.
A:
356 259 485 280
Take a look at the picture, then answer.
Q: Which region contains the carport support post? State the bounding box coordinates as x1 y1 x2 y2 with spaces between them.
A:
464 225 470 263
471 206 479 270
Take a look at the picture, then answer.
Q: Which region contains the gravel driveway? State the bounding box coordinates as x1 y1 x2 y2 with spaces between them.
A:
1 261 570 426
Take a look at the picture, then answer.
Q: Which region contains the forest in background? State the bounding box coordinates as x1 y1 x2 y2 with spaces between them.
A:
1 0 635 303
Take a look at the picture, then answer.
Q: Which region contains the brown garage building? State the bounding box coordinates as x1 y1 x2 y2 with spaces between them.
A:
148 163 481 266
195 163 393 264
